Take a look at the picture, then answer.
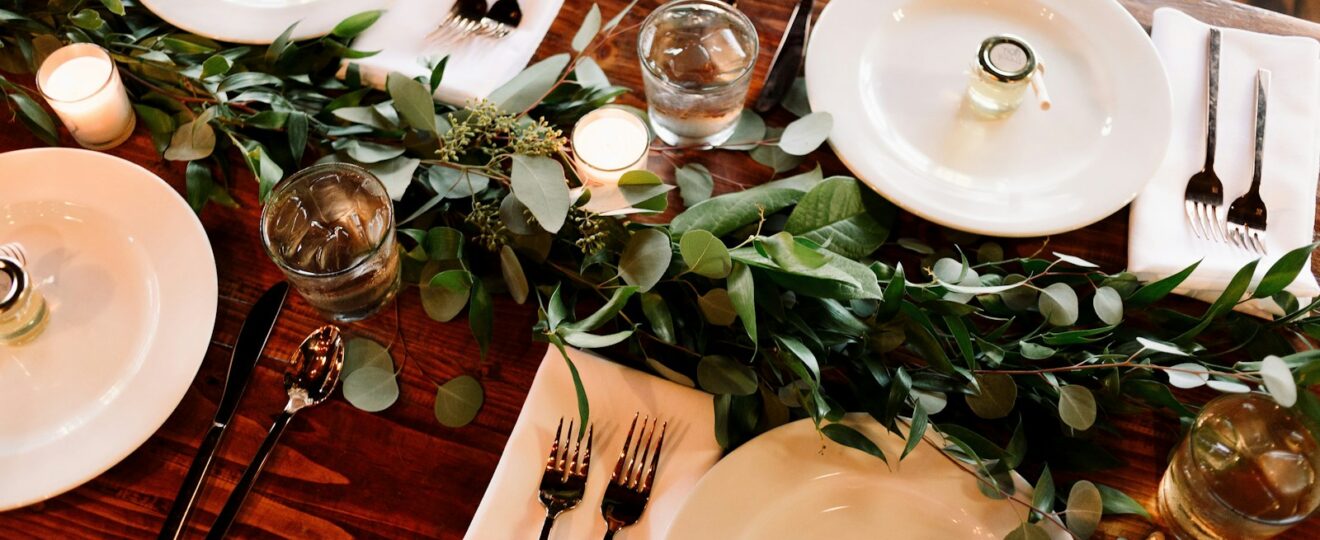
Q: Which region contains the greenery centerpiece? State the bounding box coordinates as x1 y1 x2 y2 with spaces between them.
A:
4 2 1320 537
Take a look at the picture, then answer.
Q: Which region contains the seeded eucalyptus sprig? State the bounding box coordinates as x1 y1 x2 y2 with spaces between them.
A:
6 3 1320 538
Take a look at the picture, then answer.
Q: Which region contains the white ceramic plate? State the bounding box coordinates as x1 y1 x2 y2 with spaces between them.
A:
665 415 1066 540
0 148 217 510
140 0 394 44
805 0 1172 237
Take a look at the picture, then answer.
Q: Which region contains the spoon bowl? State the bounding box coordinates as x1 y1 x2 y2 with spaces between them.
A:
284 325 345 411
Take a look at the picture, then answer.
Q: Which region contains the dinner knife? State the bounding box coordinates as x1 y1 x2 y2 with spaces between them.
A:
158 282 289 540
753 0 814 113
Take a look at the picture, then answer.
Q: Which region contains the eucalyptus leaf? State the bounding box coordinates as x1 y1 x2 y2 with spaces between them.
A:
1092 286 1123 326
1166 362 1210 389
1031 466 1056 517
134 104 174 153
489 53 570 113
100 0 126 15
434 375 484 427
563 329 633 349
332 10 384 39
782 77 810 117
699 288 738 326
500 245 529 304
1094 484 1152 520
164 114 215 161
751 134 805 172
1053 252 1099 268
778 112 832 156
966 374 1016 419
670 167 822 237
1065 481 1102 539
343 367 399 412
676 163 714 207
1058 385 1097 431
510 155 570 233
728 262 757 342
1038 283 1079 326
1128 261 1200 306
720 109 766 150
421 276 469 321
200 54 231 79
573 57 610 89
218 72 282 92
697 355 757 395
1136 336 1187 357
901 403 928 460
1254 242 1319 298
1261 355 1297 407
469 278 493 358
363 155 420 201
572 4 601 51
1207 379 1251 393
619 229 671 292
387 72 438 134
641 293 676 343
821 423 888 466
680 230 732 278
1003 522 1052 540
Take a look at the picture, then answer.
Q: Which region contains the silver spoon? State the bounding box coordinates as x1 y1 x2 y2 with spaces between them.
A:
206 325 345 540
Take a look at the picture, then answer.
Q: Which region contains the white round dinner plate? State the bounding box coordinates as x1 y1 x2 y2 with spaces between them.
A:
665 415 1066 540
0 148 217 510
805 0 1172 237
140 0 394 44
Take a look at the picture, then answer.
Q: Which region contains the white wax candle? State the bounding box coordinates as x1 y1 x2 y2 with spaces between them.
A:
38 44 135 150
572 107 651 184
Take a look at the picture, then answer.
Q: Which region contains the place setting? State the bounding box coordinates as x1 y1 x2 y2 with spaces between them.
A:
2 0 1320 539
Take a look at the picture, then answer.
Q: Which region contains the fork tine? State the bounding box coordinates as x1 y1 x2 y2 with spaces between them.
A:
567 420 583 477
578 424 594 475
612 413 640 484
1212 205 1231 243
1250 230 1267 254
630 418 656 489
1199 203 1221 242
546 417 564 469
1185 200 1204 239
641 422 667 492
562 419 574 474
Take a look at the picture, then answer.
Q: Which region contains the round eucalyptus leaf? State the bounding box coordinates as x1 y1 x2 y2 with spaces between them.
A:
1058 385 1097 431
619 229 672 292
720 109 766 150
1065 480 1103 539
434 375 484 427
932 257 967 284
1000 274 1037 311
1092 286 1123 326
912 389 947 415
1019 341 1056 360
1004 522 1052 540
510 155 570 233
344 337 394 376
500 193 537 235
977 242 1004 264
342 366 399 412
1166 362 1209 389
1207 379 1251 393
698 288 738 326
679 229 732 279
420 272 470 322
778 112 833 156
1038 283 1079 326
697 355 757 396
1260 355 1297 407
965 374 1017 419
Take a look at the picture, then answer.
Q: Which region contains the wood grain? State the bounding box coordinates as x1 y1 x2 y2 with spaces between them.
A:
2 1 1319 539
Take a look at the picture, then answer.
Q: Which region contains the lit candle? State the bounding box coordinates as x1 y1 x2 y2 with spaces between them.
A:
37 43 135 150
572 106 651 184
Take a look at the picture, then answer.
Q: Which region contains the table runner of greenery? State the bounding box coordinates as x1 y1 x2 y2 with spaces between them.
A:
4 2 1320 537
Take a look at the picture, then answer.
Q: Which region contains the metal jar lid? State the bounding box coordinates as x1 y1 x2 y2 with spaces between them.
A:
0 256 27 312
978 35 1037 82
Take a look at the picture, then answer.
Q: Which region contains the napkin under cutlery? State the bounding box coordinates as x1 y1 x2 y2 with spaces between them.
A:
1129 8 1320 317
345 0 564 105
465 347 721 540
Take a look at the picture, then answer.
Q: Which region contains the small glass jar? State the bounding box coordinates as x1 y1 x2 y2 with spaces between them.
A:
572 106 652 185
966 35 1038 118
0 257 49 346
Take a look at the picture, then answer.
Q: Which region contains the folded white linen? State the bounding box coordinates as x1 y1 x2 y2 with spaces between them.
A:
1129 8 1320 317
346 0 564 105
465 347 721 540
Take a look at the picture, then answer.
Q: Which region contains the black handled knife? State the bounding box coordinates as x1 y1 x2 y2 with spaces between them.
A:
158 282 289 540
753 0 814 113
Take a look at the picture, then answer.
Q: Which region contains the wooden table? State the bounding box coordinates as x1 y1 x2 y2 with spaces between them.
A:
2 0 1319 538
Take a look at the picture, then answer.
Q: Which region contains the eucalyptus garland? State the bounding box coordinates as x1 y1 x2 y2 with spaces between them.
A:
4 2 1320 538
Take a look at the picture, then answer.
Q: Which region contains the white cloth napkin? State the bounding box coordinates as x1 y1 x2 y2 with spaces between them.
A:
345 0 564 105
1129 8 1320 316
465 347 721 540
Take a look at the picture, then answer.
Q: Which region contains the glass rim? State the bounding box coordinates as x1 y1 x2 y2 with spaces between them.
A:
571 105 652 173
36 43 116 105
1187 392 1320 526
636 0 760 93
259 162 395 279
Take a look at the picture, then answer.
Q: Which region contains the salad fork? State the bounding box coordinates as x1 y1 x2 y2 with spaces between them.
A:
602 414 667 540
1184 28 1226 242
430 0 521 43
1225 69 1271 254
538 418 593 540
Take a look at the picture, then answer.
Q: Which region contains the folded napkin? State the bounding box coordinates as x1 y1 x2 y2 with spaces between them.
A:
346 0 564 105
465 347 721 540
1129 8 1320 316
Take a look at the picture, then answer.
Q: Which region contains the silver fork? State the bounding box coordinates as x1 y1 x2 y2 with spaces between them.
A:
430 0 521 43
1184 28 1226 242
538 418 593 540
601 414 667 540
1225 69 1271 254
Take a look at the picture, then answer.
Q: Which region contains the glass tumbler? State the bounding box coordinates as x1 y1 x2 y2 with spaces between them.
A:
260 163 401 322
637 0 758 146
1158 393 1320 539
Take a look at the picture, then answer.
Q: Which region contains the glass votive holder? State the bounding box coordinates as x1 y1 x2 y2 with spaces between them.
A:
572 106 652 185
1157 393 1320 539
0 256 50 346
260 163 401 322
36 43 135 150
966 35 1049 119
637 0 758 146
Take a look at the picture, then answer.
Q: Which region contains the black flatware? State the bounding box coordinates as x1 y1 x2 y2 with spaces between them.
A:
157 282 289 540
753 0 814 113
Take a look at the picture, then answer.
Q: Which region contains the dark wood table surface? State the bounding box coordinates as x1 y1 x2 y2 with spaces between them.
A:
3 0 1320 538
